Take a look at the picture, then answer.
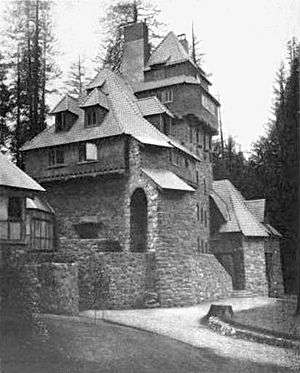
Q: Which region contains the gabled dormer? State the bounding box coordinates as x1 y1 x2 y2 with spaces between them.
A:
80 88 109 128
50 94 80 132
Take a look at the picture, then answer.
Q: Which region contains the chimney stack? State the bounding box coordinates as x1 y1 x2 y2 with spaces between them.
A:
120 22 150 82
178 33 189 53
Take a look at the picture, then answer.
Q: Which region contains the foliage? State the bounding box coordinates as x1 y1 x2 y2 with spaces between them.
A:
3 0 60 167
0 53 11 152
96 0 164 71
64 56 86 97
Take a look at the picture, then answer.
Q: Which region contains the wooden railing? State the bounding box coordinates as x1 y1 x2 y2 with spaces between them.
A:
0 219 25 242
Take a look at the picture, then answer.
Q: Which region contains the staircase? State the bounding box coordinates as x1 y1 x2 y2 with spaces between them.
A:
231 290 258 298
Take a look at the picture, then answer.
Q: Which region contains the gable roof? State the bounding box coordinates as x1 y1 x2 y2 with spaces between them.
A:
80 88 109 110
137 96 174 117
0 153 44 192
211 179 269 237
50 94 80 116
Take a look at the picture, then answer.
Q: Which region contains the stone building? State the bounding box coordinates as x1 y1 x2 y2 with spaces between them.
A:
20 21 234 309
210 179 284 297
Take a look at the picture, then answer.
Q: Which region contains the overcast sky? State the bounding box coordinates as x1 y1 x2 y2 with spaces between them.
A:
1 0 299 152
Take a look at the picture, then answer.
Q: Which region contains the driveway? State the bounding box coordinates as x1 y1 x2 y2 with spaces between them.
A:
82 296 300 370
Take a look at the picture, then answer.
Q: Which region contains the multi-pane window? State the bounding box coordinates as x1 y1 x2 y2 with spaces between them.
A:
86 109 97 127
30 218 54 251
48 148 65 166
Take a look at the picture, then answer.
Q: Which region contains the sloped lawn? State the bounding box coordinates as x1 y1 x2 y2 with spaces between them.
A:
233 299 300 339
1 315 297 372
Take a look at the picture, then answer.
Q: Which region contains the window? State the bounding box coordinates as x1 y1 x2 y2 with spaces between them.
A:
8 197 22 220
86 109 97 127
79 142 98 162
185 158 189 168
201 207 204 224
162 89 173 103
30 218 54 251
48 148 65 166
205 241 209 253
55 112 66 132
196 128 199 144
196 170 199 184
196 204 200 221
92 111 96 125
203 179 207 194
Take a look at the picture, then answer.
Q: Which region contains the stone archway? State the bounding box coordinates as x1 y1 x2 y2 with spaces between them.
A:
130 188 148 252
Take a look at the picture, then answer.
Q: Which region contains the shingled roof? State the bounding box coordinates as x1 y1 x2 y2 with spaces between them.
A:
50 94 80 116
137 96 174 117
0 153 44 192
211 179 270 237
80 88 109 110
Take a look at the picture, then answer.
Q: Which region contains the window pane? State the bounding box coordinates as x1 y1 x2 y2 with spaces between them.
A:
56 149 64 164
79 143 86 162
8 197 22 219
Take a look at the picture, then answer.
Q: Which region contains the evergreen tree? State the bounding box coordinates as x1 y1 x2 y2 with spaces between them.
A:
96 0 164 71
64 56 86 97
4 0 59 166
0 53 11 152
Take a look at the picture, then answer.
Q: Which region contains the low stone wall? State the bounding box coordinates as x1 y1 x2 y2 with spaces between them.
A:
36 262 79 315
265 239 285 297
157 252 233 307
56 238 148 310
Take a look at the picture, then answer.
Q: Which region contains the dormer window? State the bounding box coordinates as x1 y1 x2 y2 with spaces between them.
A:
161 89 173 104
84 106 107 128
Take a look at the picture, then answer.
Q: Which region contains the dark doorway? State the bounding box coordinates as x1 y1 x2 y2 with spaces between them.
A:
216 251 245 290
130 188 148 252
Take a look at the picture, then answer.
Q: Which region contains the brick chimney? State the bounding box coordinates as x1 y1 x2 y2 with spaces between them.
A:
178 34 189 53
120 22 150 82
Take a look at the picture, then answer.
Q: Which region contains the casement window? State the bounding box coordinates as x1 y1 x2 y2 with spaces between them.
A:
85 109 97 127
55 112 66 132
78 142 98 162
205 241 209 253
196 128 199 144
0 197 24 241
161 89 173 103
48 148 65 166
204 210 208 227
30 218 54 251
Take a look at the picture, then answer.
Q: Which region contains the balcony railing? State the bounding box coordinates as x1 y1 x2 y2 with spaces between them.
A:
0 219 25 242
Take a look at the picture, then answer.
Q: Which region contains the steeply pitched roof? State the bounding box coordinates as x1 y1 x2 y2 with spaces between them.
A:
132 75 201 92
0 153 44 192
147 32 193 68
50 94 80 116
26 197 54 213
142 168 195 192
211 179 269 237
21 69 174 151
80 88 109 110
137 96 174 117
245 199 265 223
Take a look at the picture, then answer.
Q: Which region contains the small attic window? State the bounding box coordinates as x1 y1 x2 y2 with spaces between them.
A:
84 106 107 128
55 112 66 132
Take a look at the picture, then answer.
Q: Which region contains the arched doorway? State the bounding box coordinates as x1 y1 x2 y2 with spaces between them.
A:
130 188 148 252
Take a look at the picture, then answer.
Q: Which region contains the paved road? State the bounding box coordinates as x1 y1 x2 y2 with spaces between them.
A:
4 316 297 373
83 296 300 370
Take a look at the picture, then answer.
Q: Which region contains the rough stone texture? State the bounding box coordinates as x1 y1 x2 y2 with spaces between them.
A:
264 239 285 297
243 238 268 295
36 262 79 315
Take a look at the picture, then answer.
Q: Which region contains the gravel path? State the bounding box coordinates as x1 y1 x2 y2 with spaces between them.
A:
82 296 300 370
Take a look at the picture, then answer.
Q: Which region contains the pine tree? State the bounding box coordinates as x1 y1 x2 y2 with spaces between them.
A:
96 0 164 71
3 0 60 166
0 53 11 152
65 56 86 97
